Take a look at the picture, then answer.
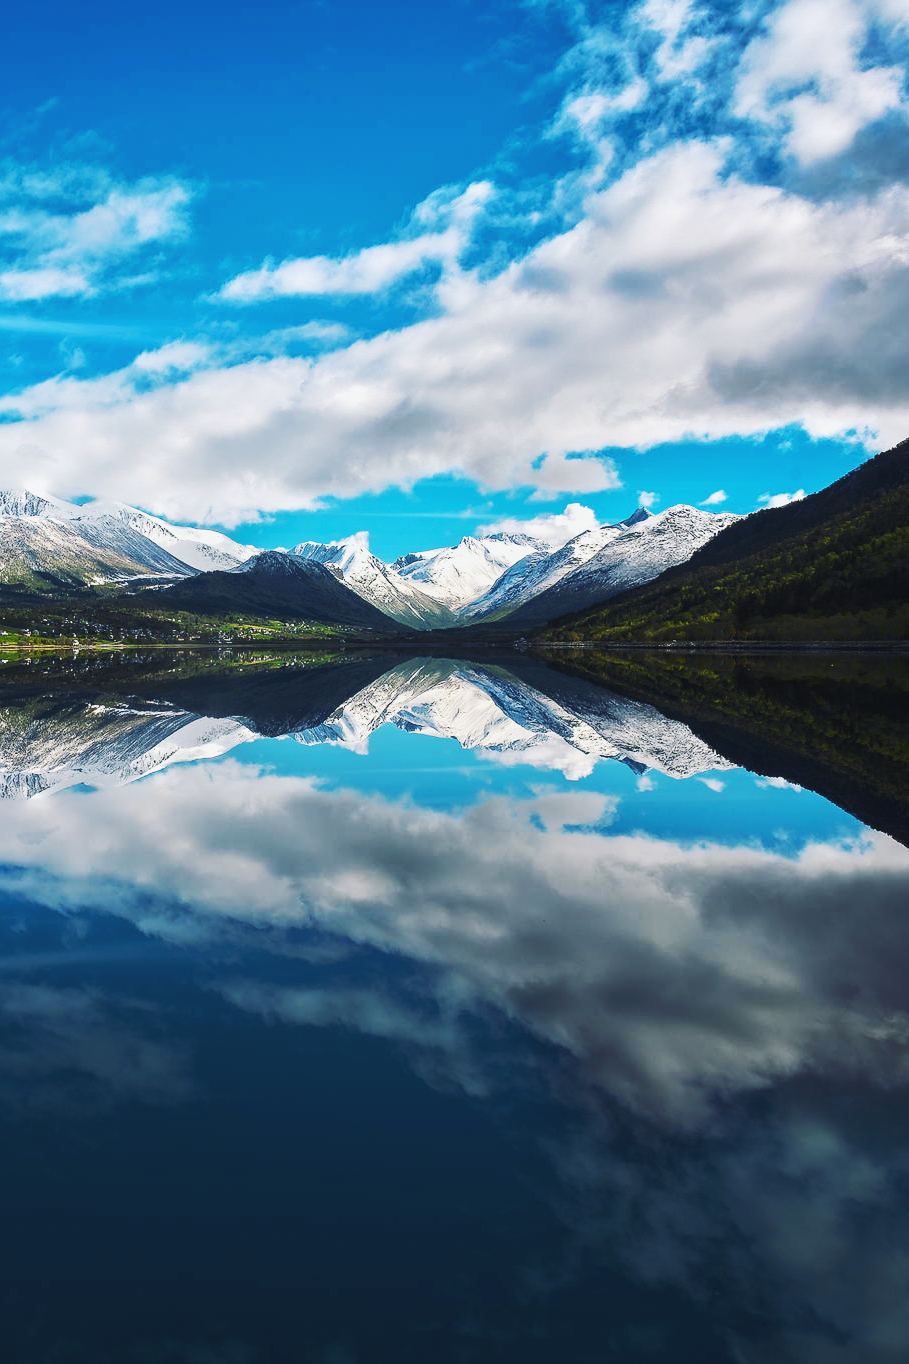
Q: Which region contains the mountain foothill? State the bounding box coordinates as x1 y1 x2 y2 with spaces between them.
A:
0 438 905 643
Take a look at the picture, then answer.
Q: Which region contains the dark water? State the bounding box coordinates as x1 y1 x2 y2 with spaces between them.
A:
0 648 908 1364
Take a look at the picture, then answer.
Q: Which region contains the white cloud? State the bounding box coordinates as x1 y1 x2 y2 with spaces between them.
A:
476 500 600 547
637 489 659 508
5 140 909 521
758 488 806 507
217 182 493 302
0 172 191 301
552 82 649 146
0 265 91 302
476 500 601 545
699 488 727 505
218 233 454 302
735 0 908 164
252 321 352 352
641 0 716 82
699 776 726 792
131 340 211 374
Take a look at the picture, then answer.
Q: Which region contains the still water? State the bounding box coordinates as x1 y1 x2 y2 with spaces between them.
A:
0 648 907 1364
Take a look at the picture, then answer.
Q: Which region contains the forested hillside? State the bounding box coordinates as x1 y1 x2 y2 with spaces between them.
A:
543 439 909 642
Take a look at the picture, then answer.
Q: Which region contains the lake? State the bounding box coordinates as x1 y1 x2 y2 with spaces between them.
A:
0 647 907 1364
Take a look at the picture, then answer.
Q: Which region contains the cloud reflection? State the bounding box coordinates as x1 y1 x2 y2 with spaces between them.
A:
0 761 907 1126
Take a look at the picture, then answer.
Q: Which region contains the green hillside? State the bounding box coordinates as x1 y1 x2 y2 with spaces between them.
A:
541 439 909 643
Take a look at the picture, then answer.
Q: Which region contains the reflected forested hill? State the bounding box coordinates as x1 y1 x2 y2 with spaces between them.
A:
538 648 909 845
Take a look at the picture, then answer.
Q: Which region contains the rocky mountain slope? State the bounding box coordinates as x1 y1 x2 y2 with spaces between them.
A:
0 482 748 630
0 487 257 590
84 503 259 571
463 508 654 621
0 514 191 592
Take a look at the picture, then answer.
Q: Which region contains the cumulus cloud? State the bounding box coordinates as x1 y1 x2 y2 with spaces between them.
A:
636 489 659 508
2 761 909 1128
7 138 909 521
131 340 212 374
641 0 716 82
699 488 727 504
0 167 191 300
6 2 909 520
216 183 492 302
476 501 600 547
758 487 806 507
735 0 909 165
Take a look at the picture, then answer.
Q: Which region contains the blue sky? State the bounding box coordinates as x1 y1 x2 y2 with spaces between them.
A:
2 0 909 558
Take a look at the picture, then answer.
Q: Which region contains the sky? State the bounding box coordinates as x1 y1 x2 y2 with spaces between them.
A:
2 0 909 559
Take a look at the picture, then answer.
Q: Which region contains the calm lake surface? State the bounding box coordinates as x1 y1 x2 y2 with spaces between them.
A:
0 648 907 1364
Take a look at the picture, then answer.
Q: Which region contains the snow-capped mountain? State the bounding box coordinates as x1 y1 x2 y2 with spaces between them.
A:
0 511 191 589
487 505 741 627
463 508 654 621
292 533 457 629
392 532 544 613
0 490 77 519
0 485 745 629
292 657 734 780
0 487 257 588
80 502 259 571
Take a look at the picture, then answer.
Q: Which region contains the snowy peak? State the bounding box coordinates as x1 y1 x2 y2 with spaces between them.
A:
0 510 191 588
0 484 744 629
292 533 456 629
72 500 259 571
0 487 259 582
618 506 654 528
293 531 370 576
392 531 546 613
292 657 734 781
0 489 76 519
499 504 741 627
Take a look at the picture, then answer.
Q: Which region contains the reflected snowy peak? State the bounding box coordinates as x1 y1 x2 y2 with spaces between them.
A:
0 653 731 796
0 695 256 800
299 657 732 778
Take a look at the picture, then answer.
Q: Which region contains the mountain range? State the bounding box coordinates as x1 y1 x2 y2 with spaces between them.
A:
0 487 739 631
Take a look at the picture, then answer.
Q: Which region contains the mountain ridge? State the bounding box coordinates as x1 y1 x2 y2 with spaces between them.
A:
543 440 909 642
155 551 404 630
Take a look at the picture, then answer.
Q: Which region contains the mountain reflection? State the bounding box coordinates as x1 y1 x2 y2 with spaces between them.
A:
0 650 907 1362
0 652 734 795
